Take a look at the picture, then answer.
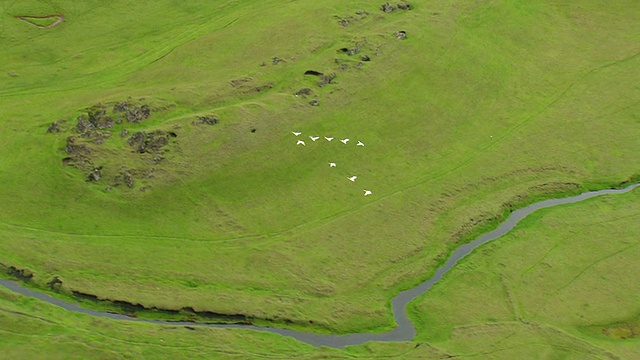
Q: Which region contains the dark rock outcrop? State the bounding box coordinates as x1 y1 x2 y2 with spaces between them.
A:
46 121 62 133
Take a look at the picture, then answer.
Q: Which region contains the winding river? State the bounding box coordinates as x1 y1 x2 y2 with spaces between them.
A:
1 184 638 348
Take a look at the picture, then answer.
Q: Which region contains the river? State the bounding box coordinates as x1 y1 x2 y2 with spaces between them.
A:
1 183 637 348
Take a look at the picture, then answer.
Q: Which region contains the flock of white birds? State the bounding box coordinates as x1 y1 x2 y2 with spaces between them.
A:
292 131 372 196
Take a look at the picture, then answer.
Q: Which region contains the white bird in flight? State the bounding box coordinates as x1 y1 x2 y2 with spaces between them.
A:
310 136 319 141
329 162 336 167
292 131 301 136
297 140 306 146
363 190 372 196
348 176 357 182
340 138 350 144
325 137 334 141
357 141 365 146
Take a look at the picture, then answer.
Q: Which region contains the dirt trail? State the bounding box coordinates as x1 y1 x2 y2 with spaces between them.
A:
15 15 64 29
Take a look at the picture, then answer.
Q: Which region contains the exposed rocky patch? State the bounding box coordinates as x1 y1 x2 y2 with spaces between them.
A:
335 10 370 28
394 30 407 40
113 100 151 124
127 130 170 154
381 2 411 12
317 73 336 87
7 266 34 282
71 289 254 323
193 115 220 126
230 76 252 87
87 167 102 182
112 170 136 188
228 76 274 95
338 43 361 55
67 288 319 328
64 136 91 167
46 120 63 133
47 98 180 191
253 83 273 93
294 88 313 97
1 262 324 329
47 276 63 291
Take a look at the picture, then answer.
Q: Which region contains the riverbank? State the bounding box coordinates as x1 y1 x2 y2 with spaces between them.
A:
2 183 637 349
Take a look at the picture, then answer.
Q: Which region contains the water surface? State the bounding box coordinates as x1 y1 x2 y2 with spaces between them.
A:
1 183 637 348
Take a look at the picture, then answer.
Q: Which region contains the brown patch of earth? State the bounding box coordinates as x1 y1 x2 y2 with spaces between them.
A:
15 15 64 29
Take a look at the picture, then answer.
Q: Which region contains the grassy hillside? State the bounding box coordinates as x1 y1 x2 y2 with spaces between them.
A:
410 185 640 359
3 184 640 358
1 0 639 338
1 285 462 359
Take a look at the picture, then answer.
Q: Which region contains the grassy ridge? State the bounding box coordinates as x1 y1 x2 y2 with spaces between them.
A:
1 0 639 336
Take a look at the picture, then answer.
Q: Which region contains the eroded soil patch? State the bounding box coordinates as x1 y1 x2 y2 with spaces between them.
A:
15 15 64 29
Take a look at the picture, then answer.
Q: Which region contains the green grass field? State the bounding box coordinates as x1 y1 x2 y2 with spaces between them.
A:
409 185 640 359
2 180 639 359
1 0 640 357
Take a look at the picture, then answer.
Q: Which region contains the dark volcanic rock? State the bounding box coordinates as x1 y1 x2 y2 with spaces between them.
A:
395 30 407 40
127 131 147 153
194 115 219 126
361 55 371 61
337 43 361 55
309 100 320 106
87 105 114 129
46 121 62 133
381 2 395 12
295 88 313 97
253 83 272 93
124 172 134 188
381 2 410 12
75 115 96 137
64 136 92 168
47 276 63 291
65 136 90 155
127 130 170 154
113 100 151 123
230 77 252 87
8 266 33 282
114 171 135 188
317 73 336 87
87 167 102 182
